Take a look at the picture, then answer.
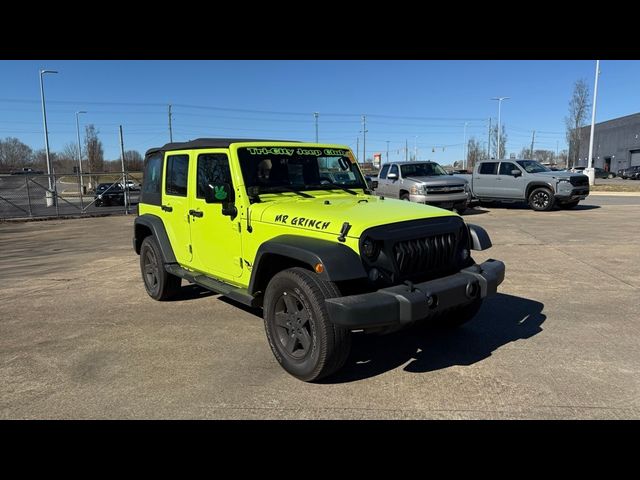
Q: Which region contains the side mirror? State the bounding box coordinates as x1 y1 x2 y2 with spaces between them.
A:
511 169 522 177
387 172 398 180
204 183 237 217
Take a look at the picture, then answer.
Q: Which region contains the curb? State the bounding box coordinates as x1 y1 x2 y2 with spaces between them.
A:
589 191 640 196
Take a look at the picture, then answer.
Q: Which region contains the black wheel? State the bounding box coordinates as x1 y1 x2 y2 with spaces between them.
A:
400 193 410 201
528 187 554 211
263 267 351 382
139 236 181 301
558 200 579 209
95 199 102 207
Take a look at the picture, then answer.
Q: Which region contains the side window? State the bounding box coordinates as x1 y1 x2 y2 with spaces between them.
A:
141 152 163 205
197 153 231 198
389 164 399 177
479 162 498 175
499 162 517 175
379 164 390 179
165 154 189 197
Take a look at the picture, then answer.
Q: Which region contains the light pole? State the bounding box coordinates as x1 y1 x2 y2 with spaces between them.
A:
491 96 509 159
462 122 468 169
414 136 418 161
386 140 390 164
75 111 87 193
314 112 319 142
586 60 601 186
39 69 58 206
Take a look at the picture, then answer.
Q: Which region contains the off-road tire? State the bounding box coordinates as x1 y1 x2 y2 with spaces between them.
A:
528 187 555 211
263 267 351 382
139 236 182 301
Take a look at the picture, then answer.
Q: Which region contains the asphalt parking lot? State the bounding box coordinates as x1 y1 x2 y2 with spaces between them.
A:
1 195 639 419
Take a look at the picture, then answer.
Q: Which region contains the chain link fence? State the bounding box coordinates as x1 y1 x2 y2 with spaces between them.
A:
0 171 142 220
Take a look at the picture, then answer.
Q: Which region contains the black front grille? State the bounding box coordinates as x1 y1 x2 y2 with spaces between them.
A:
570 176 589 187
393 232 457 276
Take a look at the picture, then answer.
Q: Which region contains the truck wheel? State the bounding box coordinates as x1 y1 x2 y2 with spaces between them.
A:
400 193 410 201
528 187 554 211
139 236 182 301
558 200 579 209
263 267 351 382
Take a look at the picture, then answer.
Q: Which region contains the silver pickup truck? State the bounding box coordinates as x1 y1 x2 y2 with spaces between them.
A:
373 161 470 214
456 159 589 211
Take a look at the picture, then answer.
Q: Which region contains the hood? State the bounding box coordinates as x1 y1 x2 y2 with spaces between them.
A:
405 175 468 186
250 192 457 238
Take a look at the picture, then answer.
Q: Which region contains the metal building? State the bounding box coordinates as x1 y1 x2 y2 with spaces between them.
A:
577 112 640 172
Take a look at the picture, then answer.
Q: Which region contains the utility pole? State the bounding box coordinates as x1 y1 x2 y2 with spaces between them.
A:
386 140 390 164
586 60 601 186
487 118 492 159
414 136 418 162
405 139 408 162
463 122 468 169
39 69 58 206
75 111 87 194
492 96 510 159
361 115 367 164
530 130 536 158
119 125 129 213
356 137 359 162
556 140 559 164
314 112 319 142
168 104 173 142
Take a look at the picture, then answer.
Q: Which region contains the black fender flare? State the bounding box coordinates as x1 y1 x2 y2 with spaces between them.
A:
248 235 367 295
467 224 492 251
525 182 555 199
133 214 177 264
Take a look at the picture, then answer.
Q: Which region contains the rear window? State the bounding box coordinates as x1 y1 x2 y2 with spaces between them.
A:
479 162 498 175
141 152 163 206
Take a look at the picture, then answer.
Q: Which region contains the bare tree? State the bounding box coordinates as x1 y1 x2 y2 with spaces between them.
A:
84 125 104 189
53 142 80 172
565 79 590 168
124 150 143 171
0 137 33 171
490 125 507 159
466 138 484 171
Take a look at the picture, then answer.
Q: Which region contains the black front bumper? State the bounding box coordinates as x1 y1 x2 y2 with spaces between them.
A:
325 259 505 329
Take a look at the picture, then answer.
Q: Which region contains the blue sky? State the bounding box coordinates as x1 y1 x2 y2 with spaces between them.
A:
1 60 639 165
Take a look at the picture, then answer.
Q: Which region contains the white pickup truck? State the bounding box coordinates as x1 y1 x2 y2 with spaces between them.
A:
456 159 589 211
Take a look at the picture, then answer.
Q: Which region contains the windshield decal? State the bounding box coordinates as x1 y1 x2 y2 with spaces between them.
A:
274 214 331 230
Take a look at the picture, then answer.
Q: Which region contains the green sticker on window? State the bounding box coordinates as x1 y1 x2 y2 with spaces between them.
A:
214 186 228 200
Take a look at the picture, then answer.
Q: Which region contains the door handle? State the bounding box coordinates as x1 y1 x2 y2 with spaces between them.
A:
161 204 173 212
189 209 203 218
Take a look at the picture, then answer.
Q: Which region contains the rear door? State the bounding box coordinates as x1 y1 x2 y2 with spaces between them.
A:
188 150 243 279
161 151 193 265
472 162 500 197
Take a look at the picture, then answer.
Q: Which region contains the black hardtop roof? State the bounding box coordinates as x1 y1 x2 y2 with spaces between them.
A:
145 138 302 156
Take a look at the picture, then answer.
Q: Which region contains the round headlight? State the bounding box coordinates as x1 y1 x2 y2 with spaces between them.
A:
362 237 378 258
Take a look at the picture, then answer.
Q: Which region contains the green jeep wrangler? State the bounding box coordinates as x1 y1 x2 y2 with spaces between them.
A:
133 139 505 381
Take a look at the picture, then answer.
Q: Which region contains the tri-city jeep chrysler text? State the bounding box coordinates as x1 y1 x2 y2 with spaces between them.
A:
133 139 505 381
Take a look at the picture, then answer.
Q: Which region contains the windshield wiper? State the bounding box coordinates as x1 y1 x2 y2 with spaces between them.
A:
317 181 358 195
263 185 314 198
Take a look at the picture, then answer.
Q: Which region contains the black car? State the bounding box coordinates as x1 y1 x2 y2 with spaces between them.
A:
593 167 616 179
618 165 640 180
94 183 125 206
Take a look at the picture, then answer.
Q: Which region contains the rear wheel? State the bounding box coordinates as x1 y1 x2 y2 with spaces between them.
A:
263 267 351 382
139 236 182 301
528 187 554 211
400 193 410 201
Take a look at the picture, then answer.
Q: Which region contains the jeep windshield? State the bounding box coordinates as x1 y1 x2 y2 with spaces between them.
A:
237 146 367 195
516 160 550 173
400 162 448 177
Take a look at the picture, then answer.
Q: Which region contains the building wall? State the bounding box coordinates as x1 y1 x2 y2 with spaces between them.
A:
577 113 640 171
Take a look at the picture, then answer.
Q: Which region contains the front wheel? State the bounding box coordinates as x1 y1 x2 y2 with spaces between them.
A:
528 187 555 211
263 267 351 382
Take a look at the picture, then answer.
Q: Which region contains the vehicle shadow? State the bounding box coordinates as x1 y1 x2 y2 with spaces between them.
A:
479 202 600 211
173 284 217 301
321 293 545 384
461 207 489 216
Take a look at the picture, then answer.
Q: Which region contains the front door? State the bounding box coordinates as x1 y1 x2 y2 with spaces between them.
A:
162 152 192 265
497 161 523 198
189 150 243 279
